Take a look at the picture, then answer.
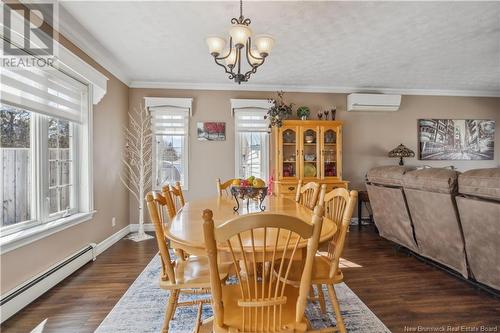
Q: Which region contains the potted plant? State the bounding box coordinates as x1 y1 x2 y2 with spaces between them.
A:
297 106 310 120
265 91 293 128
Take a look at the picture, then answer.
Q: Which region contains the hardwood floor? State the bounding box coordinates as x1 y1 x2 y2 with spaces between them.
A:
2 227 499 333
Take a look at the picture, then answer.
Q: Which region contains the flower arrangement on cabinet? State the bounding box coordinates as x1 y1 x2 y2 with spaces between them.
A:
265 91 293 128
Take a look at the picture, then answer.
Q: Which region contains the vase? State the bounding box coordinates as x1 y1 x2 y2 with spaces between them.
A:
301 115 307 120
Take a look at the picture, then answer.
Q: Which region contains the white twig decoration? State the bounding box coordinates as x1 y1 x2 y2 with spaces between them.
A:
120 105 153 241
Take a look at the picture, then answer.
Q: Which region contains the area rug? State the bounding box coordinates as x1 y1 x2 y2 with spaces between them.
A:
96 255 390 333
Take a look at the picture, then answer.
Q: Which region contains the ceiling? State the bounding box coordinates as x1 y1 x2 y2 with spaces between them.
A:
58 1 500 96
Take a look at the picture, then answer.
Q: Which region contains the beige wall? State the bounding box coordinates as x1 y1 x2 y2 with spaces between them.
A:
0 36 130 293
129 88 500 204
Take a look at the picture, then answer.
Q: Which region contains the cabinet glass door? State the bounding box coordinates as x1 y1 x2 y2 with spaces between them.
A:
301 127 319 179
322 128 337 178
281 128 298 178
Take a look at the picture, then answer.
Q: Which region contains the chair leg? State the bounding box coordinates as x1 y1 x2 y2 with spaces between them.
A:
316 284 326 314
162 289 180 333
192 302 203 333
327 285 346 333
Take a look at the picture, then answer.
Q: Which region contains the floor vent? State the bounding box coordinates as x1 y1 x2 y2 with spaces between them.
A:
0 245 95 323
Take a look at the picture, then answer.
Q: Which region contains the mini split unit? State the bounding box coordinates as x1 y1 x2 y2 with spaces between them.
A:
347 93 402 112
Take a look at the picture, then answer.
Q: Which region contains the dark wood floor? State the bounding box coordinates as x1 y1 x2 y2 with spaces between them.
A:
2 226 500 333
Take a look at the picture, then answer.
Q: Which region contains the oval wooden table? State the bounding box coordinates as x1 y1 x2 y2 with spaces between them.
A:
164 195 337 256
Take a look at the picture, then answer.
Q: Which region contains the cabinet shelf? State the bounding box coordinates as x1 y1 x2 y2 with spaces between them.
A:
274 120 347 195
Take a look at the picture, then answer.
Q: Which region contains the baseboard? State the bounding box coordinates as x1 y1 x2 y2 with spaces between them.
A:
0 224 137 323
129 223 155 232
94 225 131 256
0 245 95 323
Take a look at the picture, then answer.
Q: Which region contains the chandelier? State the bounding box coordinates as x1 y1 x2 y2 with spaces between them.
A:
206 0 274 84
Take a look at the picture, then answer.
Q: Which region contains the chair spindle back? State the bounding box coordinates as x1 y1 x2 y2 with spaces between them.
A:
217 178 235 197
146 192 176 283
203 207 324 332
323 189 358 279
295 180 321 210
170 181 186 212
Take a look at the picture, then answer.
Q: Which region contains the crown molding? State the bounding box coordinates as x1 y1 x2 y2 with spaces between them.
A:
129 81 500 98
56 5 131 86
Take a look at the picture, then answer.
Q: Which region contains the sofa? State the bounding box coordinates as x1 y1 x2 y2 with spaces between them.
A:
366 166 418 252
456 168 500 290
366 165 500 290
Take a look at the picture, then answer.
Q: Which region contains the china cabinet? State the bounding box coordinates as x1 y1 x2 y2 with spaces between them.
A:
273 120 348 198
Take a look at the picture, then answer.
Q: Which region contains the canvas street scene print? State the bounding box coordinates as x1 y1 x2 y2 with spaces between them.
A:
419 119 495 160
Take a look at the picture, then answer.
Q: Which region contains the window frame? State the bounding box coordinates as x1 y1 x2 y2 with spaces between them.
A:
231 99 273 182
0 8 105 254
235 131 270 181
152 130 190 190
0 94 88 237
145 97 192 191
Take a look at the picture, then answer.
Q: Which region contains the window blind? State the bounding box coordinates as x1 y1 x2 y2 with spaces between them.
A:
234 109 268 132
0 61 88 123
149 106 189 135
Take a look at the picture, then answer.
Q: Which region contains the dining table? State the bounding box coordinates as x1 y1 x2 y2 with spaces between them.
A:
164 195 337 257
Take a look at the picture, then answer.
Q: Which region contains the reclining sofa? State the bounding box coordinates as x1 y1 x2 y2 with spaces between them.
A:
366 166 500 290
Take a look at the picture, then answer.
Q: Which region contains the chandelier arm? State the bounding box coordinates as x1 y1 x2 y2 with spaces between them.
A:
245 39 264 68
214 57 235 76
244 56 266 79
246 38 265 61
214 37 234 60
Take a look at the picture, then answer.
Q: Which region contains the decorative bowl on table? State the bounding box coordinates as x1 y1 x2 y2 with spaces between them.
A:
230 177 268 212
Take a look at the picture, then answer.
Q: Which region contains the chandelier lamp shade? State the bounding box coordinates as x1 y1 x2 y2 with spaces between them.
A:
206 0 274 84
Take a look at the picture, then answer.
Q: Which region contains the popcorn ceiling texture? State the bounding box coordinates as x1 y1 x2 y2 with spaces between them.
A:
61 1 500 92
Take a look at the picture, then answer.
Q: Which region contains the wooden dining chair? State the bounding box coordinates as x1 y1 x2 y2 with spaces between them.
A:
280 189 358 333
295 180 321 210
170 181 186 212
217 178 236 197
202 206 324 333
146 192 231 333
161 185 177 220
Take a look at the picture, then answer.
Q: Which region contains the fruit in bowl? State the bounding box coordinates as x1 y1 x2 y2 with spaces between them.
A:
252 178 266 188
232 179 241 186
240 179 250 187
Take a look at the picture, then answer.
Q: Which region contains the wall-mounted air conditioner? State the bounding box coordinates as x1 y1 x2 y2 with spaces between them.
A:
347 93 402 112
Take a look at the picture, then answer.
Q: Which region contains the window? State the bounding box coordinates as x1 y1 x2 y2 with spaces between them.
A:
234 108 270 181
0 61 91 238
147 98 192 190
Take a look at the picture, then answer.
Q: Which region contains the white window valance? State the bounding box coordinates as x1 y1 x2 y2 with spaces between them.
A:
1 65 88 123
230 98 273 116
0 7 108 106
145 97 193 135
231 99 272 133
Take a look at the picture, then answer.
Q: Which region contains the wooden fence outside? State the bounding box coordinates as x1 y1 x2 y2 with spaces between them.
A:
1 148 30 227
1 148 70 227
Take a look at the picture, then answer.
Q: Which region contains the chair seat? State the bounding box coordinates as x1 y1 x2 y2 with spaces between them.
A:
221 283 306 331
160 256 230 290
275 254 344 287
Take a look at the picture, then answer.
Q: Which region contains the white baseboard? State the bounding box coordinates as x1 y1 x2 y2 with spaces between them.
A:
0 245 95 323
129 223 155 232
94 225 131 256
0 224 139 323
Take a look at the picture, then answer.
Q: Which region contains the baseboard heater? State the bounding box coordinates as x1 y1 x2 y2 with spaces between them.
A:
0 244 95 323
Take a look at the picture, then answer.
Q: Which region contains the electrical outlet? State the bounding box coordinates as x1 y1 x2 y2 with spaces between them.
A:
111 217 116 227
